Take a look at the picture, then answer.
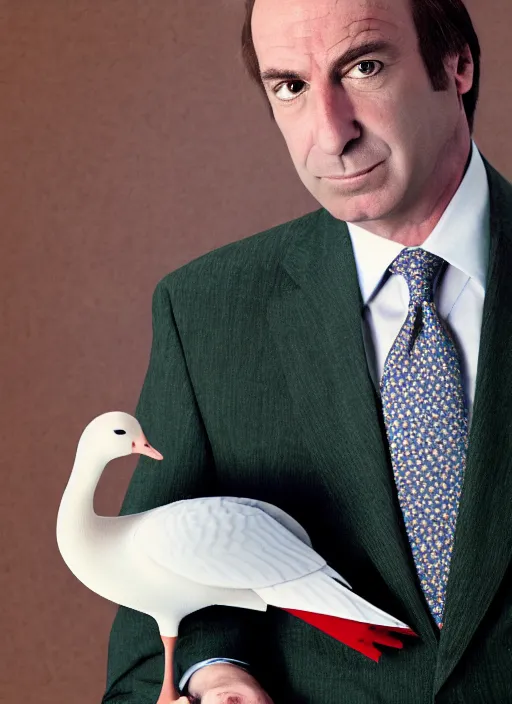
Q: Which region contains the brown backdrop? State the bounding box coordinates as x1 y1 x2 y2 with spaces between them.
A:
1 2 510 703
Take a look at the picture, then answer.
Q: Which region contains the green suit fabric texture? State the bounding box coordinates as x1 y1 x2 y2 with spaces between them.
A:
102 156 512 704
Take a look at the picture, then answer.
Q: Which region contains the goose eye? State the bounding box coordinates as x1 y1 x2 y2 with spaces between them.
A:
114 429 127 435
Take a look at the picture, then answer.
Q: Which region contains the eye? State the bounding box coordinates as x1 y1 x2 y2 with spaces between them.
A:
273 80 306 102
114 429 127 435
346 60 383 79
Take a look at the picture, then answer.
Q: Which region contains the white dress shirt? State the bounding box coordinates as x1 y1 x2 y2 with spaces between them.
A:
179 140 491 692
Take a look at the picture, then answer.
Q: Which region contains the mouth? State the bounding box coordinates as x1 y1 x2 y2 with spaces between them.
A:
323 161 384 181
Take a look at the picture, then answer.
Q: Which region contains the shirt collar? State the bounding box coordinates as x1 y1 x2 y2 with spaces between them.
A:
346 140 490 305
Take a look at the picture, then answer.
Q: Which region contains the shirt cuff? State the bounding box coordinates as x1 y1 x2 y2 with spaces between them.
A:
179 658 250 694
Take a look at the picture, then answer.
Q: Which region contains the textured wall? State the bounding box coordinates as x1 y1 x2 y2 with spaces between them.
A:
1 1 510 703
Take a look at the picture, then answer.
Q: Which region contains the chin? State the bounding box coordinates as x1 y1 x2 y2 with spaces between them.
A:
321 197 384 224
319 187 402 225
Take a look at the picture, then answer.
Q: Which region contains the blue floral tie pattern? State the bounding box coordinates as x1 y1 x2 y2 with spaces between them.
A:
379 248 468 627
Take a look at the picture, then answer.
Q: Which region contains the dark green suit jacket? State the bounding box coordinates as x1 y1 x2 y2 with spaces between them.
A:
102 157 512 703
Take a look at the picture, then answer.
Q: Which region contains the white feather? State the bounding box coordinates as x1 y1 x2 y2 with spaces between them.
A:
133 497 335 589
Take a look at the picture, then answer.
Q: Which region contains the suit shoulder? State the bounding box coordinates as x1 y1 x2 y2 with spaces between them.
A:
156 208 323 295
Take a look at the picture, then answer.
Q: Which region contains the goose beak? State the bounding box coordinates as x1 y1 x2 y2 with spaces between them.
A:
131 434 164 460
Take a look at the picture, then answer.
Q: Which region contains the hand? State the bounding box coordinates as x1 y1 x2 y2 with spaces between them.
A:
187 663 274 703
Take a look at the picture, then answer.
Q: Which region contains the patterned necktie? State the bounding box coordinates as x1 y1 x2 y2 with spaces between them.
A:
379 248 468 628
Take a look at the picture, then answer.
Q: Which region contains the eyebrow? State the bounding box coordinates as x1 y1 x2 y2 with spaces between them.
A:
259 39 396 84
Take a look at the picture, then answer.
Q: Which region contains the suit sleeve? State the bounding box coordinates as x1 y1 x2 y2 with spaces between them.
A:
101 278 267 703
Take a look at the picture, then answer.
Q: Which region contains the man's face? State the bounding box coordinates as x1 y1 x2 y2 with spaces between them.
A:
251 0 472 232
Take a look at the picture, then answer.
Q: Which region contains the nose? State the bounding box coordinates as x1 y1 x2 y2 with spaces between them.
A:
313 86 361 155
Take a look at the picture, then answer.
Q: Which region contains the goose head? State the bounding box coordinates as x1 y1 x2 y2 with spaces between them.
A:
57 411 164 552
76 411 164 464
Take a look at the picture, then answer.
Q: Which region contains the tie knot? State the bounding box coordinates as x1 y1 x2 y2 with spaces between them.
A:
389 248 444 304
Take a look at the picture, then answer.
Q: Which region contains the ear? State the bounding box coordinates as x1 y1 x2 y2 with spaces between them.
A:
445 44 474 97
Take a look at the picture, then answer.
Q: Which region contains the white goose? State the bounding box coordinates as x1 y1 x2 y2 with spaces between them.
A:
57 412 416 704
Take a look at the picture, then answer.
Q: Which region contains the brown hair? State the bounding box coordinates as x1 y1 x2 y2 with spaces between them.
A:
241 0 481 132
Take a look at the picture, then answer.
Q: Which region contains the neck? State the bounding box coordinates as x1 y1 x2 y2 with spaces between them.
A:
56 441 108 567
56 444 136 605
355 131 472 246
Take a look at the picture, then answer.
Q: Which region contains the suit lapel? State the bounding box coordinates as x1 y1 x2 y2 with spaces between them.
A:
266 209 437 648
434 159 512 691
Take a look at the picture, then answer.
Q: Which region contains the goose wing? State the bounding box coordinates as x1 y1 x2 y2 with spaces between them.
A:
209 497 349 588
132 497 329 589
212 496 312 546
